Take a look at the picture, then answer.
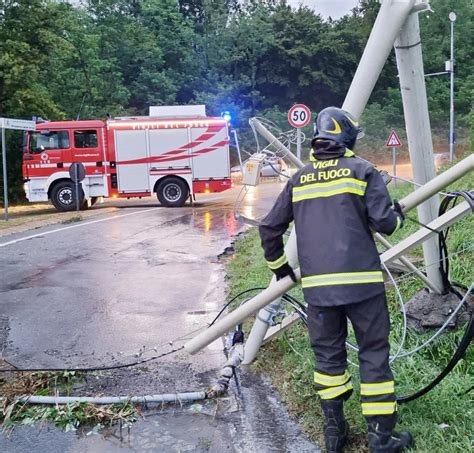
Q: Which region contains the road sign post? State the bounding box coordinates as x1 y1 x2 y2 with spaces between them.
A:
288 104 311 161
2 127 7 221
0 118 36 221
69 162 86 212
392 147 397 184
296 129 302 162
385 130 402 185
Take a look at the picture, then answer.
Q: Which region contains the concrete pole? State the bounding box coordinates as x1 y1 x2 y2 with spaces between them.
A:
394 11 443 292
342 0 416 118
249 118 304 170
242 118 304 365
242 230 298 364
381 201 471 264
400 153 473 211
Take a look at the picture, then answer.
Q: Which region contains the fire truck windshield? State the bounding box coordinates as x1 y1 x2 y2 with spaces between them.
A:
29 130 69 154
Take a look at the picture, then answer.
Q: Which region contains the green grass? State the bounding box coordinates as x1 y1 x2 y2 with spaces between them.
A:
226 154 474 452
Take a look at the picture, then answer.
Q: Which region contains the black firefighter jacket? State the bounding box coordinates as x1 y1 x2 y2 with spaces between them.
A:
259 143 403 307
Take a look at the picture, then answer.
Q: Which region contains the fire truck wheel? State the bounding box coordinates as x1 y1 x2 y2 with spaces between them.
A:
156 177 189 207
50 181 84 212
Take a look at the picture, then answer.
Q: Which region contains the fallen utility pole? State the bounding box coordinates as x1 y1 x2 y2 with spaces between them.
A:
242 118 304 365
220 0 470 363
185 201 472 356
248 118 304 170
342 0 416 118
381 201 472 265
240 123 473 364
184 153 473 355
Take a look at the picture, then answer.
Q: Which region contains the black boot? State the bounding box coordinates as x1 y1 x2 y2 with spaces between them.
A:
366 414 414 452
321 399 349 453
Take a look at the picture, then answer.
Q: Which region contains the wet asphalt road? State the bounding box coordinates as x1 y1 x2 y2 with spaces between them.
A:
0 182 319 452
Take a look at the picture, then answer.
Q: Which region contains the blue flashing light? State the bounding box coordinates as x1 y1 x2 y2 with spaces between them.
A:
221 111 232 123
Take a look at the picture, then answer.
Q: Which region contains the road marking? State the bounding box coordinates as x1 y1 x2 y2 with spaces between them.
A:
0 207 159 248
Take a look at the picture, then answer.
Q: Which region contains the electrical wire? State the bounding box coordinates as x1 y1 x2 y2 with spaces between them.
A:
1 184 471 411
0 347 185 373
397 300 474 403
267 160 291 179
0 288 271 374
395 284 472 360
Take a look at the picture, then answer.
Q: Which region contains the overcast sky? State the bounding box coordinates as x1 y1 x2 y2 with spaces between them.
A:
289 0 360 19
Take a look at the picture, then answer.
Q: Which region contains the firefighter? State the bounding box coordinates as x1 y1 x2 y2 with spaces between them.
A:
259 107 413 453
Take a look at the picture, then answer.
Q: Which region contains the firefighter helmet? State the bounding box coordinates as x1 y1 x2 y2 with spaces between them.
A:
312 107 363 150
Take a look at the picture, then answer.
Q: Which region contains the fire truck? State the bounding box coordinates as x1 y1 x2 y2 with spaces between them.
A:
22 106 231 211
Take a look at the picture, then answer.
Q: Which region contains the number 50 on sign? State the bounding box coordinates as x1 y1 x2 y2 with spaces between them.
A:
288 104 311 129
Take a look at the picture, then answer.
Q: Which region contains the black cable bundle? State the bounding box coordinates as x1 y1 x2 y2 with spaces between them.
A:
437 191 474 293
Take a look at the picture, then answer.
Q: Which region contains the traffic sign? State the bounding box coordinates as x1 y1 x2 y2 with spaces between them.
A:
69 162 86 183
288 104 311 129
0 118 36 131
1 118 36 221
385 130 402 147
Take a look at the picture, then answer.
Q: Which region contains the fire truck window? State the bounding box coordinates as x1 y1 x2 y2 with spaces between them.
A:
29 131 70 154
74 130 98 148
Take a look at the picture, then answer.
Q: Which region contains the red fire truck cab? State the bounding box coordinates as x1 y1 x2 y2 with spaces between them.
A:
22 111 231 211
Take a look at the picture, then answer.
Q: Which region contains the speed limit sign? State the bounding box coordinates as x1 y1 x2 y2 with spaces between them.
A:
288 104 311 128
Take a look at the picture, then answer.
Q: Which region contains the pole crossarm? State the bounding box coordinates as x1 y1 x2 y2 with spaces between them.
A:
380 201 471 265
185 200 471 355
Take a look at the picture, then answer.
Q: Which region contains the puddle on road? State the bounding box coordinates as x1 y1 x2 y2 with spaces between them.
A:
164 209 243 239
0 370 319 453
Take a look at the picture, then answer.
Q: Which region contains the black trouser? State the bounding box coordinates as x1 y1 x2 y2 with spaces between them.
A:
307 293 397 417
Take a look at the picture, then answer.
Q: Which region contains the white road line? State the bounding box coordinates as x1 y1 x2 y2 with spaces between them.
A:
0 208 159 248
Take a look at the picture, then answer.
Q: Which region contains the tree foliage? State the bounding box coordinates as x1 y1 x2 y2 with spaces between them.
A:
0 0 472 200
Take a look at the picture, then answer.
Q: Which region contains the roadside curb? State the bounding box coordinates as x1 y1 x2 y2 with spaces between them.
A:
0 206 118 239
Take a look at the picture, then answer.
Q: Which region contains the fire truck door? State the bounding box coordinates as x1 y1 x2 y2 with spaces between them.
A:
114 130 150 192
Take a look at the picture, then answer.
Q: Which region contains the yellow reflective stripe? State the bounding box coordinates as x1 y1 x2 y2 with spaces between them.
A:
302 271 384 288
292 178 367 202
266 254 288 270
361 381 395 396
318 382 353 400
293 187 365 202
362 402 397 415
309 153 316 162
314 371 351 386
392 216 402 233
293 177 367 193
344 149 354 157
